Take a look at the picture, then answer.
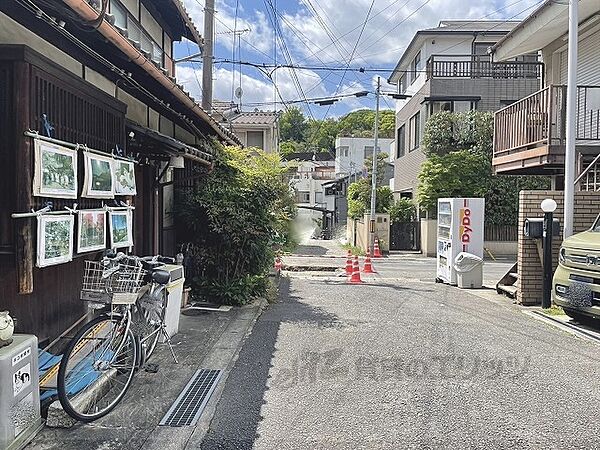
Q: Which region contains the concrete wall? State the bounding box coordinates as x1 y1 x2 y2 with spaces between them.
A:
485 241 517 257
420 219 437 257
0 11 82 76
347 214 391 252
517 190 600 305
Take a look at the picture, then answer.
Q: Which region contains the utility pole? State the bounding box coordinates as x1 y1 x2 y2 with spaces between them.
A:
369 76 381 254
564 0 578 238
202 0 214 114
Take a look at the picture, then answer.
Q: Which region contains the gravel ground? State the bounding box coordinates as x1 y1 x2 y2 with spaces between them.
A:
200 266 600 449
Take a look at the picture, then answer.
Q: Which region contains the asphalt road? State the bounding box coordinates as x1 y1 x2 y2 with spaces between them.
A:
199 252 600 449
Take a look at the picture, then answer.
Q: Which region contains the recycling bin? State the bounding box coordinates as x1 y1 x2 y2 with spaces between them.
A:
454 252 484 289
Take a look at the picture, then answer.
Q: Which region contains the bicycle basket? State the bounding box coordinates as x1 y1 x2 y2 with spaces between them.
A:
81 260 146 305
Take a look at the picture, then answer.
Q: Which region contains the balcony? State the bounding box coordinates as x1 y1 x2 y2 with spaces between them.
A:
493 85 600 174
426 55 543 80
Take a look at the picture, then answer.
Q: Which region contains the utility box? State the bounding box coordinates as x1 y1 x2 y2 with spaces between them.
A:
0 335 42 450
158 264 185 342
524 218 560 238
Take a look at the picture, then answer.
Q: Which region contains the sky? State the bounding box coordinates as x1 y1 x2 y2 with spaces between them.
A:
175 0 542 119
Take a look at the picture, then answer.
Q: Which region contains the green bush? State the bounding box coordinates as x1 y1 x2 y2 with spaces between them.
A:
388 198 417 224
175 144 296 305
418 111 549 225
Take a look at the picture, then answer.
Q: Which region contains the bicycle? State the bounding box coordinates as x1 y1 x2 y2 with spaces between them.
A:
56 252 178 422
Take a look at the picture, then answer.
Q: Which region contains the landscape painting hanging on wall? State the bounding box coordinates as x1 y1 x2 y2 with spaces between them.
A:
37 214 74 267
33 140 78 199
109 210 133 249
83 152 114 198
77 210 106 253
113 160 137 195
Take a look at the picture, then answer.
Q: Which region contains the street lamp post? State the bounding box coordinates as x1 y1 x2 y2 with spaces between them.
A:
369 77 381 254
541 198 558 309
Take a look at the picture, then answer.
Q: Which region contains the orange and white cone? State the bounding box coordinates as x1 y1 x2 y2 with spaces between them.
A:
363 249 376 273
373 238 382 258
345 251 353 276
348 255 364 283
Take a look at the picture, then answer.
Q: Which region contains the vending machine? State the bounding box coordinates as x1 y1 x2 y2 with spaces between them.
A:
436 198 485 284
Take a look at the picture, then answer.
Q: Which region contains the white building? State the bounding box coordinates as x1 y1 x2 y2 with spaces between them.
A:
289 157 336 210
334 136 395 179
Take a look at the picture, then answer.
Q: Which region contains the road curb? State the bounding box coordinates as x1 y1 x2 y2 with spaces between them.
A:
139 298 268 449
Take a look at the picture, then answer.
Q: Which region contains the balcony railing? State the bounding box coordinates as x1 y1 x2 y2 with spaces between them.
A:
493 85 600 174
426 55 543 80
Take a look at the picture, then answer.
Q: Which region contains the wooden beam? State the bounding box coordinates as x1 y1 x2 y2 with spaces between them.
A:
14 61 33 294
492 145 551 166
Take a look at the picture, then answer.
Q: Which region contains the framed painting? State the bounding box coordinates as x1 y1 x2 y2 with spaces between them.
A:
113 159 137 196
83 152 114 198
77 210 106 253
33 140 78 199
109 210 133 249
37 214 74 267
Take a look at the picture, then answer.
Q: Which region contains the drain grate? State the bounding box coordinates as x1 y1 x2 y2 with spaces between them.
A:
160 369 222 427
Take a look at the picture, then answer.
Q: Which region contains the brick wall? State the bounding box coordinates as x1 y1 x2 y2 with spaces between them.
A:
517 190 600 305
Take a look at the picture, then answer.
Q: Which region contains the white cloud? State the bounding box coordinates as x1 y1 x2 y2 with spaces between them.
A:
176 63 328 110
183 0 274 56
281 0 542 65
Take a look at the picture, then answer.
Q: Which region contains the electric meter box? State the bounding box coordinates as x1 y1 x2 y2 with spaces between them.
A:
0 334 42 450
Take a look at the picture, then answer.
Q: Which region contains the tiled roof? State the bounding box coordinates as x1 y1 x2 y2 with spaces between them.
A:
230 111 278 125
421 20 520 33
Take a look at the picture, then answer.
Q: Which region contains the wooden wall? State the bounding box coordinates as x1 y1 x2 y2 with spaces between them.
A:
0 48 127 346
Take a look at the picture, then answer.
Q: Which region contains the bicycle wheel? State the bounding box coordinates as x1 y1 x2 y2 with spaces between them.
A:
135 292 165 362
57 314 137 422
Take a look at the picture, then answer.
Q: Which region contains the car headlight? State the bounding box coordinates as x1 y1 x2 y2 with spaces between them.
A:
559 247 566 264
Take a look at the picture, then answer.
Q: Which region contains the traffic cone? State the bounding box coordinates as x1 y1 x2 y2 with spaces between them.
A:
345 251 353 276
373 238 382 258
363 249 376 273
348 255 363 283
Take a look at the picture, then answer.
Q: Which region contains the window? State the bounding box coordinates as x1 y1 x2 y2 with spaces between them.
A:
411 51 421 84
409 112 420 151
298 191 310 203
473 43 492 61
431 101 452 115
399 74 406 94
338 146 349 157
111 0 127 29
499 100 517 107
110 1 164 66
363 146 380 159
315 192 323 204
247 130 264 149
454 100 473 113
396 125 406 158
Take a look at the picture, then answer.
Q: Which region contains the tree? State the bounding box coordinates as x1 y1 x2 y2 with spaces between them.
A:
305 117 339 153
175 144 296 305
280 140 305 157
337 109 395 138
347 151 393 219
347 179 393 219
418 111 549 225
388 198 417 224
279 106 307 142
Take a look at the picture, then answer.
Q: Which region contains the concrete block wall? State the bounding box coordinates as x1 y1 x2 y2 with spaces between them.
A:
517 190 600 305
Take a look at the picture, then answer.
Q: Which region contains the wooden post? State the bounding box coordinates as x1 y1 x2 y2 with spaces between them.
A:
14 61 34 294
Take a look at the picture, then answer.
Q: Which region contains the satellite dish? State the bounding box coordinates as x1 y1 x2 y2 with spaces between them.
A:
235 87 243 99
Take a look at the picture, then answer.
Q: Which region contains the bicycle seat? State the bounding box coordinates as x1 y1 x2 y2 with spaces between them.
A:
152 269 170 285
141 260 162 271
